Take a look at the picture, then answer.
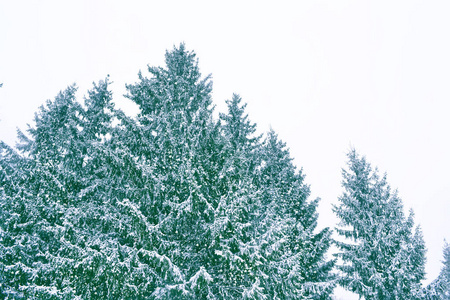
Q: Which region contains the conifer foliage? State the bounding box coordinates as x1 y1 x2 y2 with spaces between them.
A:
0 44 335 299
333 150 426 299
421 242 450 299
438 243 450 298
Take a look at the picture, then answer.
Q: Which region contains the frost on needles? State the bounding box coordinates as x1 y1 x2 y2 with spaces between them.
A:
333 150 427 299
0 44 336 299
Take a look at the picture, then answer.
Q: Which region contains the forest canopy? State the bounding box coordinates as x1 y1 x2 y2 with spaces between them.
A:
0 44 447 299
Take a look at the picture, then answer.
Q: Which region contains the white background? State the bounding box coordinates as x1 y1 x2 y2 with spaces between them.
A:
1 1 449 298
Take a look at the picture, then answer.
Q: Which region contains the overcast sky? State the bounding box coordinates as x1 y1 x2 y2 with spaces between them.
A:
1 1 449 298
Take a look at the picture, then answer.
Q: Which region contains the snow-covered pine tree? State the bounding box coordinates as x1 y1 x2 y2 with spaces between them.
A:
421 242 450 299
124 43 220 298
333 149 426 299
219 94 260 154
0 141 49 299
124 45 337 298
254 130 336 299
0 85 86 299
1 44 339 299
0 80 161 299
203 94 264 298
61 79 151 298
218 94 260 199
438 242 450 298
441 243 450 297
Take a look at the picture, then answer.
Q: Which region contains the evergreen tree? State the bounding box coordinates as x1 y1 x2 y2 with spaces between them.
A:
206 94 263 298
439 242 450 298
421 242 450 299
213 96 336 299
123 45 336 298
0 85 85 299
0 80 156 299
124 43 220 298
60 78 149 298
333 149 426 299
219 94 260 154
442 243 450 297
254 130 335 299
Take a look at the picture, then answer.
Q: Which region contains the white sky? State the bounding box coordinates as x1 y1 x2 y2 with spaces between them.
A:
1 1 449 298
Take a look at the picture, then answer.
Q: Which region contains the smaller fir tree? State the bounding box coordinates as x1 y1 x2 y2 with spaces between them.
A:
333 149 426 300
421 242 450 299
255 130 336 299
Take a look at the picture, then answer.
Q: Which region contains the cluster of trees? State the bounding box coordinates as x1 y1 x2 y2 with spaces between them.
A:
0 44 448 299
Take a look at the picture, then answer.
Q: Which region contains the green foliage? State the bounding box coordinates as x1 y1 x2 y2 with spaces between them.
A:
333 150 426 300
420 242 450 299
442 243 450 296
255 130 335 299
1 44 335 299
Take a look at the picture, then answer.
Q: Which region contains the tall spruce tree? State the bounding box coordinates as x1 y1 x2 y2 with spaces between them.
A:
59 79 149 298
122 44 337 298
206 94 264 298
333 150 426 299
124 43 221 298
